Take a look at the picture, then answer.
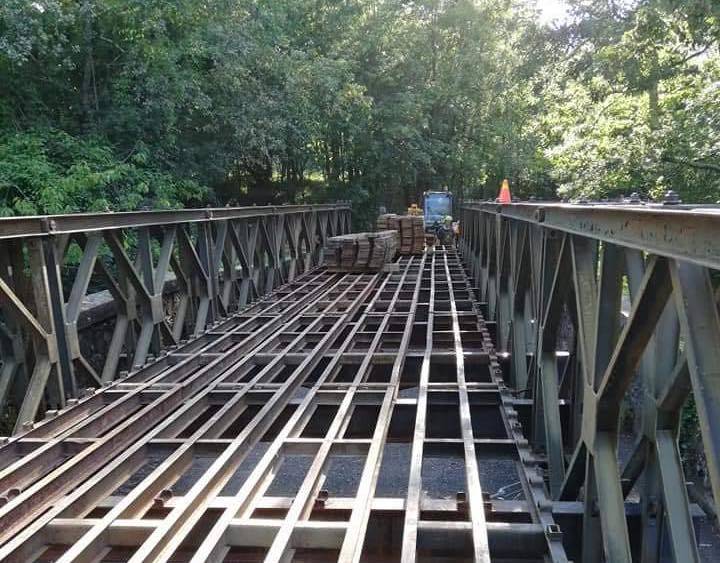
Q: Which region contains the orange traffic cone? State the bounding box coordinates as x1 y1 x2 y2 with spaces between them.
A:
497 179 512 204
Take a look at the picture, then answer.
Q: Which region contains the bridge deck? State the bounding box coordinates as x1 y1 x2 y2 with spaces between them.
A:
0 248 565 562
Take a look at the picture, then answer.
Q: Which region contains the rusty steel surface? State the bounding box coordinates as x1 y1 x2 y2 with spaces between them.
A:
0 246 568 562
460 201 720 562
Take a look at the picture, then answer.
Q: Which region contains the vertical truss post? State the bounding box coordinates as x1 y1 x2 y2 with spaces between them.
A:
197 214 220 325
14 238 60 431
43 231 76 403
497 217 512 353
0 242 30 412
510 222 530 391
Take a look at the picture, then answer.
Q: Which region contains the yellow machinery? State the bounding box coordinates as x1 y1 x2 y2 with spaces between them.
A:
407 203 422 216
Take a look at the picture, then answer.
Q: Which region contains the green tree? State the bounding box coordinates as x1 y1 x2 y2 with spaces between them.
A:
541 0 720 201
1 0 718 215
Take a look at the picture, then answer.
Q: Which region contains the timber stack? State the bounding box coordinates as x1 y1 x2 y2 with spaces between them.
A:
375 213 395 231
376 214 425 255
325 231 399 272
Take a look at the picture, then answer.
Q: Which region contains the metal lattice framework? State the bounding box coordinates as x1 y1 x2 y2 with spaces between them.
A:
0 244 570 562
460 201 720 562
0 204 350 433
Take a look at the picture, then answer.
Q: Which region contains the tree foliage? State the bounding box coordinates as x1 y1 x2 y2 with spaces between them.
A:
0 128 206 215
0 0 719 217
543 0 720 201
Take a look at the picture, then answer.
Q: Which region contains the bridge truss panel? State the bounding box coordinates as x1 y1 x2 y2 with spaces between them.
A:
460 201 720 562
0 204 350 432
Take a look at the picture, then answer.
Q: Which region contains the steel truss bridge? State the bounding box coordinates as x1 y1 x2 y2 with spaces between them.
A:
0 201 718 562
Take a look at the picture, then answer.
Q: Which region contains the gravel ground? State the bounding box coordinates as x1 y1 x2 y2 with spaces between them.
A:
108 406 720 561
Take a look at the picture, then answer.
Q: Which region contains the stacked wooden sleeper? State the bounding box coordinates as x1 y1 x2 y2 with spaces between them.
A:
376 214 425 255
325 231 399 272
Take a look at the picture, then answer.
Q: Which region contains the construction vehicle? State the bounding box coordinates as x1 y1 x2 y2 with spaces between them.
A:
423 190 454 243
423 191 453 225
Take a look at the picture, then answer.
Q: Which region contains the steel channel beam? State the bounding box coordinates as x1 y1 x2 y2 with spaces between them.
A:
401 251 438 561
0 204 350 239
439 249 491 561
464 202 720 270
337 252 429 562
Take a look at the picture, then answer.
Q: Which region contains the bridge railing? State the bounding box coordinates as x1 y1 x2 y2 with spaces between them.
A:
0 203 350 433
460 200 720 562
